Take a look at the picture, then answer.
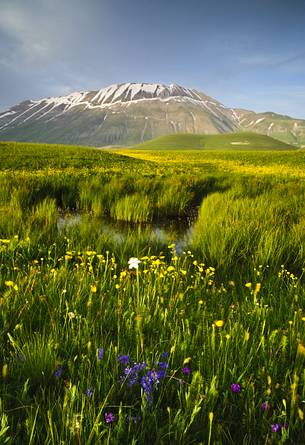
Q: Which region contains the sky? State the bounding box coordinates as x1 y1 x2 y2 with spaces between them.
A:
0 0 305 118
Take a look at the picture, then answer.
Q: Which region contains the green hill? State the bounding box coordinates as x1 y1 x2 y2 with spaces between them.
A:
131 132 296 151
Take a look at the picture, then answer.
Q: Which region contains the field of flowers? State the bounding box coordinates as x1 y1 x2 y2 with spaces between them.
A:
1 141 305 444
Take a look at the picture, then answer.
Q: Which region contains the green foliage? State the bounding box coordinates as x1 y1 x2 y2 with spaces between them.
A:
1 140 305 443
110 193 152 223
131 132 295 151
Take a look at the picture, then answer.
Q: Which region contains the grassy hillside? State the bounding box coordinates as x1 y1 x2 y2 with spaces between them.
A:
131 132 295 150
0 141 150 171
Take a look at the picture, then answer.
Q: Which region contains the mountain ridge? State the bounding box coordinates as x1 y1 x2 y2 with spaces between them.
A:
0 82 304 147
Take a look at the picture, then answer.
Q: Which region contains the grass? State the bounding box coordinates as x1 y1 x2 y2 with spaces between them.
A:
129 132 295 151
1 139 305 443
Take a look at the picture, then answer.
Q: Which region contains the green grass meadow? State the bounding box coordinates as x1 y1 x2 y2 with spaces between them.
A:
1 136 305 444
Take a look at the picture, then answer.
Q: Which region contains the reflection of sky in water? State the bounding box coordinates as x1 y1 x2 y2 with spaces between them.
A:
58 213 194 254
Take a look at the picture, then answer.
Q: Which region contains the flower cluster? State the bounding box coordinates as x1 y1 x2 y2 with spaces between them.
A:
104 412 115 424
231 383 241 393
271 423 288 433
118 354 130 365
118 354 168 403
97 347 104 361
120 362 148 387
141 361 168 403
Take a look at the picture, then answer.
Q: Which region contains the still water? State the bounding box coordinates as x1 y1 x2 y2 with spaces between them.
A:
58 212 195 254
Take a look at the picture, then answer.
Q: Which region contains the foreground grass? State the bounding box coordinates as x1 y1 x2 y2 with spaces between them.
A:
1 238 305 444
1 141 305 443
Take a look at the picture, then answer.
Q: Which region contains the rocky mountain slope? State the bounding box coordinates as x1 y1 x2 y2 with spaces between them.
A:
0 82 304 146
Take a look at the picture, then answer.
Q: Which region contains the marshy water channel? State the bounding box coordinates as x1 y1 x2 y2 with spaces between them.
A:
58 211 196 254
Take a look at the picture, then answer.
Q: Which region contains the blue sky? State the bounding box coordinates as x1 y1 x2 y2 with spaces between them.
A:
0 0 304 118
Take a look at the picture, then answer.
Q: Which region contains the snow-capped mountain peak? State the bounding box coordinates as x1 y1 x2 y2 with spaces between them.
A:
1 82 304 147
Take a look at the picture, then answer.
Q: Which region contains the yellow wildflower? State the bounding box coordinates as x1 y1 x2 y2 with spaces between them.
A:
5 281 14 287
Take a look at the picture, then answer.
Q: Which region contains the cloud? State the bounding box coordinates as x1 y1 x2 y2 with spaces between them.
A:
0 0 100 70
0 1 55 66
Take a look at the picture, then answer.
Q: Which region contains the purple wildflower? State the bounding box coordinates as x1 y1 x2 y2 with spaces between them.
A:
54 366 63 378
85 386 93 397
118 354 130 365
182 367 191 376
104 412 115 424
98 348 104 361
119 362 148 387
271 423 281 433
161 352 169 359
156 369 166 379
231 383 241 393
141 368 166 403
261 401 270 411
158 361 169 370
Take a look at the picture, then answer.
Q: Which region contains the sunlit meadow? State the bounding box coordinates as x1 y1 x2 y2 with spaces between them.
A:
1 141 305 444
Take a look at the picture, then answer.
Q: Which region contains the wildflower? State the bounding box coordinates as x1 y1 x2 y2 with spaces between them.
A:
54 366 63 378
5 281 14 287
128 257 141 270
161 352 169 359
0 239 10 244
97 348 104 361
120 362 148 387
141 367 166 403
231 383 241 393
254 283 261 294
72 414 82 432
2 364 8 380
141 370 159 403
214 320 224 328
104 412 115 424
271 423 281 433
85 386 93 397
118 354 130 365
261 401 270 411
182 367 191 376
90 284 97 293
245 282 252 288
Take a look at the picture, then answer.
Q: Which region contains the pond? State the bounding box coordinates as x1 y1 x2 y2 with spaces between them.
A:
57 212 195 255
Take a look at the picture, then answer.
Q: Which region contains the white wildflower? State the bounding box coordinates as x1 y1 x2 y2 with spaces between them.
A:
128 257 141 270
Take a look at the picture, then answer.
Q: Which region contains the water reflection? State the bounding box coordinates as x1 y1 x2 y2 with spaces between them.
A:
58 213 194 254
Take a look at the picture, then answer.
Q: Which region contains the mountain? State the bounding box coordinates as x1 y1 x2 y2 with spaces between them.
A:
233 109 305 147
0 82 304 147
